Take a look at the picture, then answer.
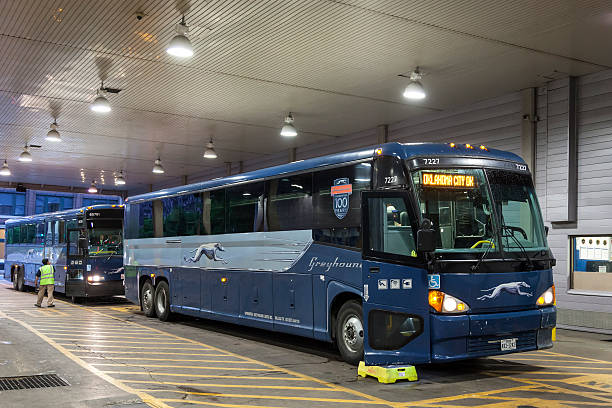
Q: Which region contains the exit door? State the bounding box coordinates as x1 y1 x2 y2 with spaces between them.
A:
361 191 430 365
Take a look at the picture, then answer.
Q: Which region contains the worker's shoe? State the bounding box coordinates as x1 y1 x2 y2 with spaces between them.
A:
47 305 55 308
34 304 41 308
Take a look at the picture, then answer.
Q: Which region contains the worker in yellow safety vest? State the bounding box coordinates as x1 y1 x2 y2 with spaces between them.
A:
34 258 55 308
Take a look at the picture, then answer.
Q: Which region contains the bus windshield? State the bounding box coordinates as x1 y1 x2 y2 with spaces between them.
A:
412 168 548 256
412 168 497 253
485 169 547 252
87 219 123 256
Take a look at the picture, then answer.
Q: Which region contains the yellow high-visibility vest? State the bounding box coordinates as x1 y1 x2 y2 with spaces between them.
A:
39 265 55 285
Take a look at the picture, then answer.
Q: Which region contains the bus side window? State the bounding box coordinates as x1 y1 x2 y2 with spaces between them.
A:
267 173 313 231
226 182 264 233
202 190 225 235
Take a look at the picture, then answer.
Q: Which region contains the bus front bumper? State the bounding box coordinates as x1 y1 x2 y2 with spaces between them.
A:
430 306 556 362
66 279 124 298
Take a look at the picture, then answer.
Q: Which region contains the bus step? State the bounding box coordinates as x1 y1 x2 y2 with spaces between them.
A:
357 361 418 384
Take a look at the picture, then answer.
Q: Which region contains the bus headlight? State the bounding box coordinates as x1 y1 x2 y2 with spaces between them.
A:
428 290 470 313
537 285 555 306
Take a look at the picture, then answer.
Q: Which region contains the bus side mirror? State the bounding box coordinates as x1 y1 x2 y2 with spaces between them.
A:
417 218 436 253
544 226 549 236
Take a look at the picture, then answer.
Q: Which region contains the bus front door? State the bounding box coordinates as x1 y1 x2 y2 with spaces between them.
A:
361 191 430 366
66 229 86 297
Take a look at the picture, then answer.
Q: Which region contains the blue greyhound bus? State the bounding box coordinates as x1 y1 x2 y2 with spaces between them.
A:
5 205 124 301
124 142 556 365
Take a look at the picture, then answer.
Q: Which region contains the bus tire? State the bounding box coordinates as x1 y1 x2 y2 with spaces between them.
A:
12 268 18 290
141 281 156 317
16 269 25 292
154 281 172 322
335 300 364 366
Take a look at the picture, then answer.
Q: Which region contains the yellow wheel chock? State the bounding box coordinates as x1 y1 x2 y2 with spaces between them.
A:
358 361 418 384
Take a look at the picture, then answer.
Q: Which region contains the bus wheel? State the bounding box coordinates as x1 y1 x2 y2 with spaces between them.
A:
12 269 18 290
336 300 364 366
141 281 156 317
16 269 25 292
154 281 172 322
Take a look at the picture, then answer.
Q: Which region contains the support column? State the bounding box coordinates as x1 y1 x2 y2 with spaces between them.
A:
521 88 537 177
238 161 244 174
377 124 389 145
225 162 232 176
182 175 188 185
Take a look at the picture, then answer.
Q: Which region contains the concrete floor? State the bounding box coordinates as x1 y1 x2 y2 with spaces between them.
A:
1 279 611 408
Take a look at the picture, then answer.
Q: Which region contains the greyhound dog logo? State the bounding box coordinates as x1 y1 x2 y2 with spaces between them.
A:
477 281 532 300
184 243 229 264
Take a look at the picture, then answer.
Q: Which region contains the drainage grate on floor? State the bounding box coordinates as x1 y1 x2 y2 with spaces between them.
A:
0 374 69 391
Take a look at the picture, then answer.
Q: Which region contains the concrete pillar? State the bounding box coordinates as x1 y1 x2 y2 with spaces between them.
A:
182 175 188 185
521 88 537 177
225 162 232 176
289 147 297 163
377 124 389 145
238 161 244 174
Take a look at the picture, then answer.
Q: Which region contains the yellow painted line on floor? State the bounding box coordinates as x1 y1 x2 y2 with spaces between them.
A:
498 357 612 364
69 350 230 357
75 305 398 408
58 344 212 350
159 398 284 408
53 338 190 344
44 333 174 340
142 388 386 405
37 328 168 335
539 350 612 365
124 379 341 392
0 310 172 408
482 361 612 371
82 357 256 363
93 363 275 371
102 371 307 381
395 385 544 407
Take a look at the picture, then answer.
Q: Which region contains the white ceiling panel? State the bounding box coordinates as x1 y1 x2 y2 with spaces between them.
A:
0 0 610 191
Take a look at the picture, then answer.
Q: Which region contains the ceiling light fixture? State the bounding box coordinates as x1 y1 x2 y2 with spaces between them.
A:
166 16 193 58
0 160 11 176
280 112 298 137
403 67 426 100
18 145 33 162
46 121 61 142
115 171 126 186
152 158 165 174
91 82 112 113
88 181 98 194
203 139 217 159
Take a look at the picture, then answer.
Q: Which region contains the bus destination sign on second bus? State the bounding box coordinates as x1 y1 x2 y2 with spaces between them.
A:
422 173 476 188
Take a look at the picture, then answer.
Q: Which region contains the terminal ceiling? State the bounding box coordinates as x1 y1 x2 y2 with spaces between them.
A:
0 0 611 193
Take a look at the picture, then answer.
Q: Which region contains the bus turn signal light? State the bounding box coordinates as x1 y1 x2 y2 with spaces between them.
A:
537 285 555 306
375 148 383 156
429 290 470 314
428 290 444 312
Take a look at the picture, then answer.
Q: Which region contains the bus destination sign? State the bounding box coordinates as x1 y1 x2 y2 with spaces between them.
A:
422 173 476 188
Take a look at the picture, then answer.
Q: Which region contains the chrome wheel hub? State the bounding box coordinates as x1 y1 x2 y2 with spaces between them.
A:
342 315 364 353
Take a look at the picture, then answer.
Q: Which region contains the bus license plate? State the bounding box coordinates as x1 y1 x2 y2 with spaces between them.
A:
501 338 517 351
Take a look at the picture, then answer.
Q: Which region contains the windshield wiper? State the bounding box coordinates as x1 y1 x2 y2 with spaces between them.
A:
471 240 493 272
501 225 535 270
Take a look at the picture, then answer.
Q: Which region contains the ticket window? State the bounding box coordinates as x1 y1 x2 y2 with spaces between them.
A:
571 236 612 293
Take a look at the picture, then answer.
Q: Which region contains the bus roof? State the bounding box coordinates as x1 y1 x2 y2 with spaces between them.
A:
4 204 124 226
127 142 525 203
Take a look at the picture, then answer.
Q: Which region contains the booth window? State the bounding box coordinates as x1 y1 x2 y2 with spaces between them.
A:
571 236 612 294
